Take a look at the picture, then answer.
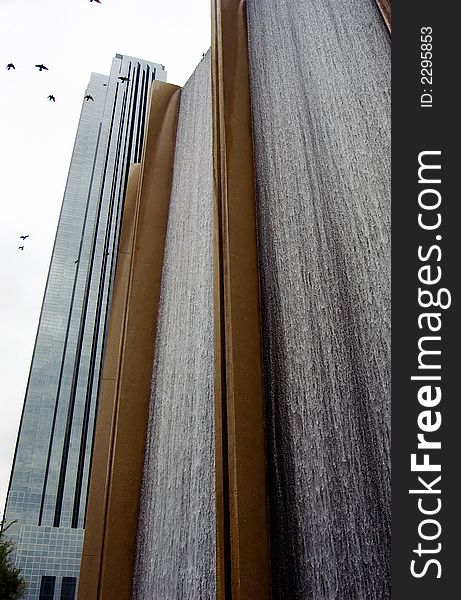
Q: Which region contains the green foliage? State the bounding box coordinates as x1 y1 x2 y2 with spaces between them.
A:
0 521 27 600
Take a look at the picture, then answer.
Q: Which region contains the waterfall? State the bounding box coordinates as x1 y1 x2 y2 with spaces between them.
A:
246 0 391 597
133 53 215 600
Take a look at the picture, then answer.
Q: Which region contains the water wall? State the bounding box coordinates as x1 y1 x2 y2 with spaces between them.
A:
81 2 391 598
133 53 215 599
246 0 391 597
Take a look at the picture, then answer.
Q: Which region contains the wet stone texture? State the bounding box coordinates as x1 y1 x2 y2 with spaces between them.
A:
132 53 215 600
246 0 391 598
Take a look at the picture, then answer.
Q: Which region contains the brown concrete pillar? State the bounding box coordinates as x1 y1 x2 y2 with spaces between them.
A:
212 2 271 598
78 81 181 600
376 0 391 31
78 161 141 600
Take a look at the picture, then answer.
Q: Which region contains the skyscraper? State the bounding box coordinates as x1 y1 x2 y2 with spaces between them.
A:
3 54 166 600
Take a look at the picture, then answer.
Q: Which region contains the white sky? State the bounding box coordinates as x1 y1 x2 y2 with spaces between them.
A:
0 0 211 516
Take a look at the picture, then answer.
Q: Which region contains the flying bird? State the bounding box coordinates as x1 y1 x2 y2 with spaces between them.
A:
6 63 15 70
35 64 49 71
47 95 56 102
118 76 129 82
18 246 24 250
84 94 94 101
20 235 29 240
90 0 102 3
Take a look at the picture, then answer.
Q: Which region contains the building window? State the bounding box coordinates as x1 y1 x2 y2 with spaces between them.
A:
39 576 56 600
60 577 77 600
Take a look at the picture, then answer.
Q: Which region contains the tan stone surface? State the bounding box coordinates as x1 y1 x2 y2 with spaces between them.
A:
377 0 391 31
78 82 180 600
212 2 271 598
78 163 141 600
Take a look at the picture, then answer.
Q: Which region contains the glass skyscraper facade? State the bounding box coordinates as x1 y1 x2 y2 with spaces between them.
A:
3 54 166 600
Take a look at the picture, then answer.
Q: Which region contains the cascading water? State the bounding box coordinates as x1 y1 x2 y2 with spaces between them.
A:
132 0 390 595
132 53 215 600
246 0 391 597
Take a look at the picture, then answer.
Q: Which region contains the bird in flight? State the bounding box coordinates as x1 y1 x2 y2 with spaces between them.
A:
90 0 102 3
6 63 15 70
48 95 56 102
18 246 24 251
20 235 29 240
84 94 94 101
118 76 129 82
35 64 49 71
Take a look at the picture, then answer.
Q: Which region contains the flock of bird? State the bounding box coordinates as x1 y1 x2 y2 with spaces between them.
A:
6 0 102 109
6 1 107 251
6 60 130 106
18 235 29 251
6 63 58 103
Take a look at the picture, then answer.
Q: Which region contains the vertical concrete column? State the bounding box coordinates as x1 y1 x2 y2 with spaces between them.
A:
212 2 271 599
376 0 391 31
78 81 181 600
78 161 141 599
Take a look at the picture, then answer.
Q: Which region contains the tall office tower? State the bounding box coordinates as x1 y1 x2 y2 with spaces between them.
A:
3 54 166 600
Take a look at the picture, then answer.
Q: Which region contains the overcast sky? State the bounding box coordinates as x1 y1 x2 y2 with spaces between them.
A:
0 0 211 516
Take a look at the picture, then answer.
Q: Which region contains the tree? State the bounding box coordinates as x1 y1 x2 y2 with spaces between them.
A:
0 520 27 600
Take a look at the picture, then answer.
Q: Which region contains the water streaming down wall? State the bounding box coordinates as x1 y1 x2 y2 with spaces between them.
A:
247 0 391 598
132 54 215 599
